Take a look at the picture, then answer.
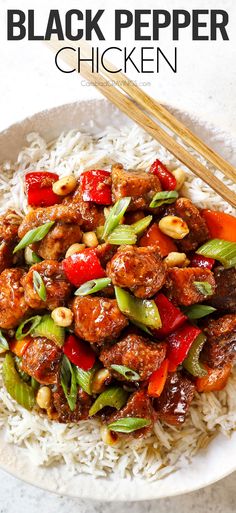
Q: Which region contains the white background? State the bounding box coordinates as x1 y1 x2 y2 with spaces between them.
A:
0 0 236 511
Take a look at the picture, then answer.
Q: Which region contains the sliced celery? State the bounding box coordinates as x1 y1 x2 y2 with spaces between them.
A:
32 314 65 347
197 239 236 268
3 354 35 410
89 386 128 416
115 286 162 330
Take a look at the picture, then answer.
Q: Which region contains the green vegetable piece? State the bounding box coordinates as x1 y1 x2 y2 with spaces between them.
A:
107 417 151 433
196 239 236 269
25 247 42 265
74 365 98 395
75 278 111 297
14 356 31 382
60 355 78 411
13 221 55 253
110 365 140 382
0 329 9 352
3 353 35 410
149 190 178 208
115 286 162 330
183 304 216 320
32 314 65 347
102 197 131 240
107 225 137 245
183 333 208 377
15 315 42 340
96 225 105 242
193 281 213 296
89 386 128 416
131 215 153 235
33 270 47 302
31 377 40 392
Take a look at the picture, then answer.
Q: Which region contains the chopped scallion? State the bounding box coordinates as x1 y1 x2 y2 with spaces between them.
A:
13 221 55 253
33 270 47 302
0 330 9 352
149 190 178 209
115 286 162 330
183 304 216 319
89 386 128 416
193 281 213 296
131 215 152 235
32 314 65 347
102 197 131 240
74 365 98 395
75 278 111 297
107 225 137 245
110 365 140 382
196 239 236 269
60 355 78 411
15 315 42 341
107 417 151 433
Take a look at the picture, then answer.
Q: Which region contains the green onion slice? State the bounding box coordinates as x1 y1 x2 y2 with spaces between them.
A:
183 304 216 319
110 365 140 382
32 314 65 347
107 225 137 245
33 270 47 302
149 190 178 209
15 315 42 341
74 365 98 395
102 197 131 240
13 221 55 253
89 386 128 416
196 239 236 269
3 353 35 410
25 247 42 265
75 278 111 297
193 281 213 296
115 286 162 330
183 333 207 377
107 417 151 433
0 330 9 351
131 215 153 235
60 355 78 411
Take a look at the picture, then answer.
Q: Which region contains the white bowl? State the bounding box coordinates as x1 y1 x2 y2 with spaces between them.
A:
0 99 236 500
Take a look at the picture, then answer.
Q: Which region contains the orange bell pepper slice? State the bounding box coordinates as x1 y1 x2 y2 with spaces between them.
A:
202 210 236 242
139 223 177 257
148 359 169 397
196 363 232 393
10 337 32 357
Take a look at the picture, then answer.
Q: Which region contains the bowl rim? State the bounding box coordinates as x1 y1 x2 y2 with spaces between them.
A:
0 98 236 501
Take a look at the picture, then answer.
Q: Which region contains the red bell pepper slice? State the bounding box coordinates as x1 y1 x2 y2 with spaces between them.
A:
166 323 201 372
154 293 187 338
190 253 215 270
25 171 60 207
80 169 112 205
62 248 106 287
63 334 96 370
149 159 177 190
201 209 236 242
148 359 169 397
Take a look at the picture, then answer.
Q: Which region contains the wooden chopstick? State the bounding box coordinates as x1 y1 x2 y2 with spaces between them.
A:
46 40 236 208
79 40 236 184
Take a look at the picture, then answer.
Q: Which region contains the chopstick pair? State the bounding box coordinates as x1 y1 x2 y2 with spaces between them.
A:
46 39 236 208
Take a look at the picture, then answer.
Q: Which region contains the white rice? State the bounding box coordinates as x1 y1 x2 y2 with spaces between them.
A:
0 124 236 481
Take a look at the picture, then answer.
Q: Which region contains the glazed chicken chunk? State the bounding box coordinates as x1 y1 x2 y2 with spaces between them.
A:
22 260 72 310
165 267 215 306
0 268 30 329
71 296 128 345
111 163 161 211
22 337 62 385
106 245 166 298
100 333 166 381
